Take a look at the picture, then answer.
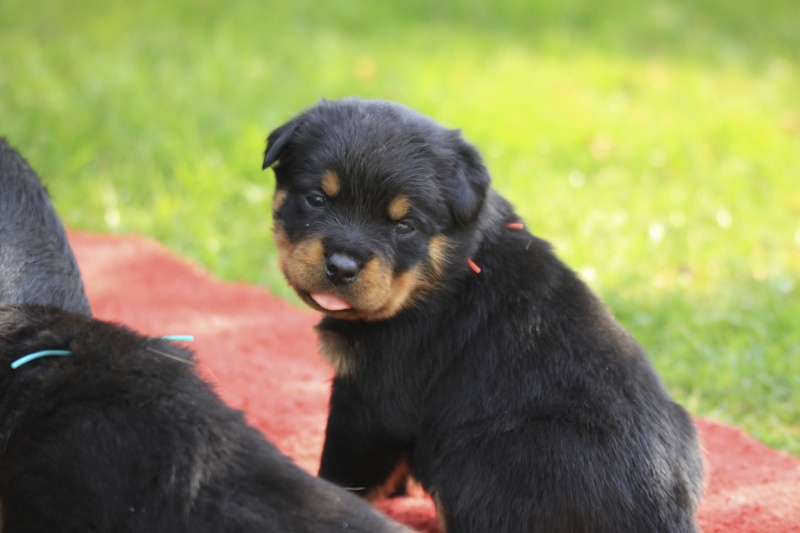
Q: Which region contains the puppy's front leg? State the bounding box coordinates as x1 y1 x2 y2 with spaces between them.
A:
319 380 408 500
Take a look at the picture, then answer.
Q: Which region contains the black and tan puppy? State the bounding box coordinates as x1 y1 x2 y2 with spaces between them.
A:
263 98 704 532
0 304 413 533
0 138 91 316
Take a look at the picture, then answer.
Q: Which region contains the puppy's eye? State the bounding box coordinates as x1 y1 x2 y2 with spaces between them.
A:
305 194 325 208
395 221 415 235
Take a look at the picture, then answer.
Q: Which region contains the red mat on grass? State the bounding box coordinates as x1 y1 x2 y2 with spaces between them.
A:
70 231 800 533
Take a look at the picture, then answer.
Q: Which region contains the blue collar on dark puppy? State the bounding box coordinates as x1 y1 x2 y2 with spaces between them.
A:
10 349 72 369
10 335 194 369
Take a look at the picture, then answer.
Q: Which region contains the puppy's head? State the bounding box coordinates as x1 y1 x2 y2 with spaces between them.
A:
263 98 490 321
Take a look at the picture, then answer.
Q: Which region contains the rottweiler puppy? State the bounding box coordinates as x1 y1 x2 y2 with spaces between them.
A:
0 138 91 316
0 304 413 533
263 98 704 532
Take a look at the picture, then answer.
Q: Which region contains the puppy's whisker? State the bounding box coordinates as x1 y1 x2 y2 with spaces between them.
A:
203 366 221 384
145 346 195 365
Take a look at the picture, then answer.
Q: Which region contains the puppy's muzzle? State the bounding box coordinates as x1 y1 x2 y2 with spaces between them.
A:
324 252 362 286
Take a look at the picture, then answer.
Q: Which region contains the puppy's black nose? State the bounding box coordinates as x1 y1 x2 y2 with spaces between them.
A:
325 253 361 286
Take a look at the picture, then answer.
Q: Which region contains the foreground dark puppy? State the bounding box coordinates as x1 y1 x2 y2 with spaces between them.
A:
263 98 704 532
0 139 91 316
0 304 413 533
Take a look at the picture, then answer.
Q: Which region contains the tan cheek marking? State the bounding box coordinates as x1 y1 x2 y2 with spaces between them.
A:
384 268 422 313
427 235 450 280
368 266 432 321
346 256 433 320
272 225 291 272
351 256 393 310
317 330 353 377
321 170 341 198
282 237 325 289
387 195 410 221
272 188 288 215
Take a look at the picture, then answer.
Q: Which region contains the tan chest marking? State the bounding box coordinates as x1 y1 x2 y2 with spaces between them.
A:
317 329 355 376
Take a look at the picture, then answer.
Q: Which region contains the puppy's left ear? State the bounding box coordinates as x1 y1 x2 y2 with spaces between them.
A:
262 118 301 170
448 133 491 227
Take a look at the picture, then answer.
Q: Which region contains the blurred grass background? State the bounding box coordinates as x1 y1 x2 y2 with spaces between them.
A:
1 0 798 455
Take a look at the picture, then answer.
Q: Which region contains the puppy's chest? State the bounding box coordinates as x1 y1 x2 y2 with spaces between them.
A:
316 328 359 377
316 327 418 378
316 325 428 426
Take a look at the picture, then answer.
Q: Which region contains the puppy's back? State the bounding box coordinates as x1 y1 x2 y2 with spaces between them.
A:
0 304 411 533
0 139 91 315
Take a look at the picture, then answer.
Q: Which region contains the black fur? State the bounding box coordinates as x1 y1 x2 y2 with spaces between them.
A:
264 98 704 532
0 139 91 315
0 141 411 533
0 304 412 533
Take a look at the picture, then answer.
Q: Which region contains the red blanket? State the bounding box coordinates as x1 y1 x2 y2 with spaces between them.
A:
71 232 800 533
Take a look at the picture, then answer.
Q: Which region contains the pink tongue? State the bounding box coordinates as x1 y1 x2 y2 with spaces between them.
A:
309 292 352 311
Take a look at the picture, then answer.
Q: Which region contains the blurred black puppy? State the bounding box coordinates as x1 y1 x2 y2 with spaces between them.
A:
0 304 412 533
263 98 704 532
0 138 91 315
0 141 412 532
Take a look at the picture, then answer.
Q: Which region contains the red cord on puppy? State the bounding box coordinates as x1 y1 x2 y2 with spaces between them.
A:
467 258 482 274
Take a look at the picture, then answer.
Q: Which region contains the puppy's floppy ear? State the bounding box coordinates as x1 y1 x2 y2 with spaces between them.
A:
448 132 491 227
262 118 302 170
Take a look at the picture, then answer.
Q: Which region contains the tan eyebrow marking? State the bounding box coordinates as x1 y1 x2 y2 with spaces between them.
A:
321 170 341 198
387 195 410 221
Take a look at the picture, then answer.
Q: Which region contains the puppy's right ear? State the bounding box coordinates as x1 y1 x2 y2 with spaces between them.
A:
447 133 491 227
262 118 301 170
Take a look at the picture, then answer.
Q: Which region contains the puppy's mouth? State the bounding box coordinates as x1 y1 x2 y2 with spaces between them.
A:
307 292 352 312
296 289 364 319
275 233 432 321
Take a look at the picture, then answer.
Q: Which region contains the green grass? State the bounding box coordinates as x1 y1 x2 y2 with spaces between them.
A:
1 0 798 455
